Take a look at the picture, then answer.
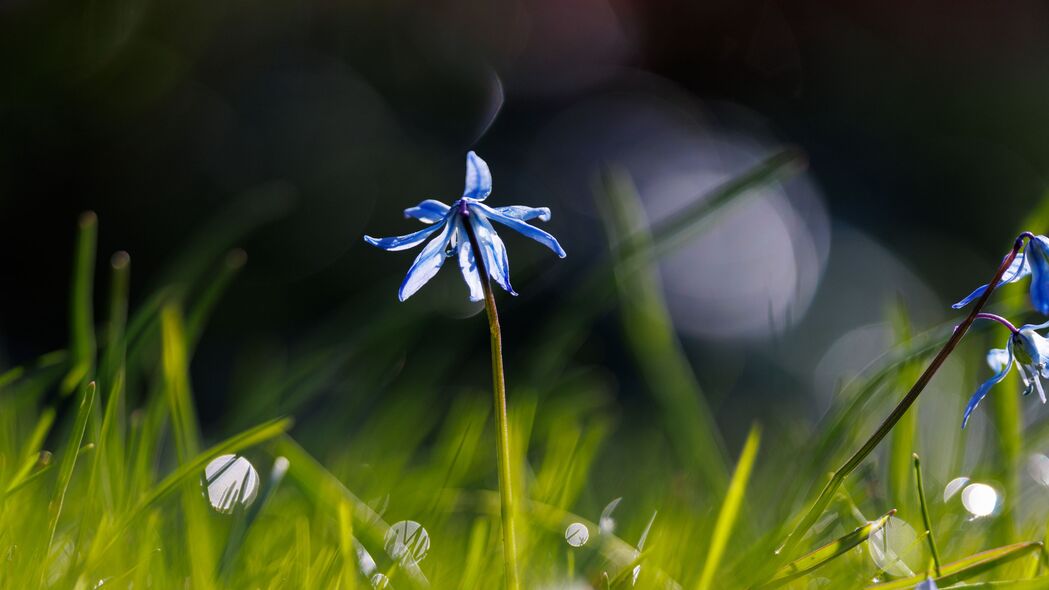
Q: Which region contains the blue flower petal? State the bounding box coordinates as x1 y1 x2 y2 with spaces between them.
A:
404 199 451 224
397 223 454 301
963 339 1014 428
463 151 492 201
453 219 484 302
493 205 551 222
952 249 1030 309
1029 236 1049 315
364 222 445 252
471 214 516 296
474 202 566 258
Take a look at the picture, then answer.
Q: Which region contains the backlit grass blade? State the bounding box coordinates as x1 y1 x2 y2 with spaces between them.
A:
160 303 213 589
88 416 292 565
272 435 431 589
755 510 896 589
528 149 806 382
92 251 130 510
338 499 359 590
886 300 919 516
43 382 96 567
939 579 1049 589
4 407 55 493
63 212 98 395
596 166 731 495
696 425 761 590
866 542 1045 589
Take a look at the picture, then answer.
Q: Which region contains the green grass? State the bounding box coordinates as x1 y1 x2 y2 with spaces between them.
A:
5 153 1049 589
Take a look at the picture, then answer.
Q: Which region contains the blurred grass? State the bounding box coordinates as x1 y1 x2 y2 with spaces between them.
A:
2 159 1049 589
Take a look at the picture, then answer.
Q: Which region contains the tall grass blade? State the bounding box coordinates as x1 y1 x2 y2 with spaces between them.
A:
696 425 761 590
865 542 1045 589
63 212 98 395
755 510 896 589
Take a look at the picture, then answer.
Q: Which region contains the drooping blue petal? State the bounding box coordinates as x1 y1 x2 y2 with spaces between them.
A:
474 202 566 258
1028 236 1049 315
453 219 484 302
952 249 1030 309
963 339 1014 428
463 151 492 201
404 199 451 224
364 222 446 252
397 223 454 301
471 214 516 296
493 205 551 222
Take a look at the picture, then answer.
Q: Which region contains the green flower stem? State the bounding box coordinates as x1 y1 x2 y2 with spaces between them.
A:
464 219 521 590
773 234 1027 566
913 453 942 576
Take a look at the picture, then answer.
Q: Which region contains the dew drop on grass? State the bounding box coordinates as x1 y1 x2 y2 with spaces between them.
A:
632 511 657 586
384 520 431 564
599 497 622 534
1028 454 1049 487
961 483 999 518
370 573 390 589
565 522 589 547
203 454 260 514
867 516 919 577
943 476 970 502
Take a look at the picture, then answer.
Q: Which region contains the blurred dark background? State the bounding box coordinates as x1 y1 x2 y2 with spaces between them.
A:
2 0 1048 436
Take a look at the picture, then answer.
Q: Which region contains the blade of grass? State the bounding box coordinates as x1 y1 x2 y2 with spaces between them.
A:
865 542 1045 589
92 251 130 511
596 166 731 495
913 453 942 576
338 499 359 590
754 510 896 589
88 416 292 565
529 149 806 382
887 300 920 517
41 381 96 581
63 212 97 395
696 425 761 590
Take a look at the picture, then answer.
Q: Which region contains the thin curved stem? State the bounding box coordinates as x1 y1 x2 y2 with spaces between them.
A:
975 313 1019 334
771 234 1027 567
462 216 521 590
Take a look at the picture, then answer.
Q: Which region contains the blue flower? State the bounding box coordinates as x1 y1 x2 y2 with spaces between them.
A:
364 151 566 301
953 234 1049 314
963 323 1049 427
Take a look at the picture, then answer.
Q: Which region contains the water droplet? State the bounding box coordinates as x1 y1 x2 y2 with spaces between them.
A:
944 476 970 502
565 522 589 547
867 516 919 577
632 511 657 586
370 573 390 589
961 483 999 518
203 454 259 514
599 497 622 534
1029 454 1049 487
384 520 431 564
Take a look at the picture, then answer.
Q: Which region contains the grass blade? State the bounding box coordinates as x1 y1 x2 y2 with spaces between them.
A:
63 212 98 395
755 510 896 589
696 425 761 590
42 382 96 571
866 542 1045 589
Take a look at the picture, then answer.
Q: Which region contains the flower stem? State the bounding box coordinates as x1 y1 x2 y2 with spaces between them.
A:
463 218 521 590
771 234 1027 567
912 453 942 576
974 312 1019 333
